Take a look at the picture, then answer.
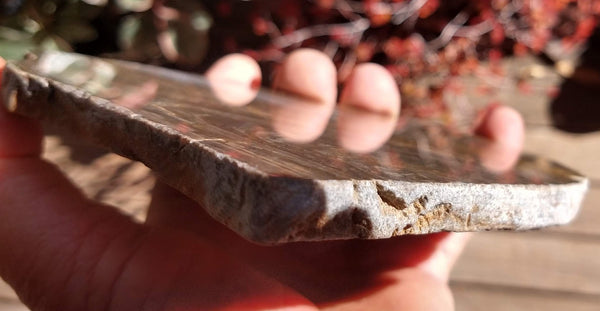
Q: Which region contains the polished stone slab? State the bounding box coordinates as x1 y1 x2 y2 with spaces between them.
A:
1 52 588 244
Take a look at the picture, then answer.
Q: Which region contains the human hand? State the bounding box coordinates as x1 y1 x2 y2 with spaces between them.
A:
0 51 524 310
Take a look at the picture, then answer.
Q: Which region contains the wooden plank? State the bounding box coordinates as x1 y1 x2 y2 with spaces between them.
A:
524 128 600 180
459 55 561 128
0 279 17 301
0 280 26 311
451 231 600 295
42 136 154 222
0 302 29 311
452 282 600 311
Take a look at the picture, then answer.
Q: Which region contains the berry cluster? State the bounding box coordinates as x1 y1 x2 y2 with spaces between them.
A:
209 0 598 79
205 0 599 126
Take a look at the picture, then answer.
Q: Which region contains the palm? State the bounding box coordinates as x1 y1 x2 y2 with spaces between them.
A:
146 184 459 309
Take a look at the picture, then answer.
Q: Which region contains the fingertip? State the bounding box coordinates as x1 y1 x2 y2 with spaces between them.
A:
270 49 337 143
475 105 525 172
273 48 337 105
337 107 397 153
271 100 332 143
475 105 525 146
417 233 472 282
337 63 400 153
340 63 400 116
206 53 262 106
0 60 43 158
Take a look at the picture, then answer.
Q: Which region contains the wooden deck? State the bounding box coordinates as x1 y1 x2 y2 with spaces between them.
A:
1 65 599 310
451 127 600 311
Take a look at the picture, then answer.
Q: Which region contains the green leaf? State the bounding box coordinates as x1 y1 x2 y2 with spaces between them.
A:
191 11 212 32
115 0 153 12
0 38 37 60
168 16 210 66
54 19 98 43
80 0 109 6
156 1 213 66
117 13 162 60
118 15 142 50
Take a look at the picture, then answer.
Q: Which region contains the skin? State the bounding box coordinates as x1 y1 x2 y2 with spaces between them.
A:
0 50 524 311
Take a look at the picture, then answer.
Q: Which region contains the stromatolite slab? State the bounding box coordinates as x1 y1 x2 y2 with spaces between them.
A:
0 52 589 244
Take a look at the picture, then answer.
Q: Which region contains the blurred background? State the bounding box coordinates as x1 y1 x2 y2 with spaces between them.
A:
1 0 599 310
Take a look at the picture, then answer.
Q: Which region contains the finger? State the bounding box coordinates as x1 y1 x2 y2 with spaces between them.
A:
145 188 458 305
206 53 262 107
272 49 337 104
320 268 453 311
339 63 401 116
415 233 472 282
0 58 43 158
406 107 525 281
271 49 337 143
337 63 400 153
475 105 525 172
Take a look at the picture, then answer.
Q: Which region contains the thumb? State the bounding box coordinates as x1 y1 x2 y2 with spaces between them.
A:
0 56 147 309
0 59 317 311
0 57 43 157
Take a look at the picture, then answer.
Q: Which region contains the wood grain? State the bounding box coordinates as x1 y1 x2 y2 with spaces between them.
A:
452 231 600 295
452 282 600 311
0 279 18 302
0 302 30 311
42 135 154 222
549 184 600 236
524 128 600 180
